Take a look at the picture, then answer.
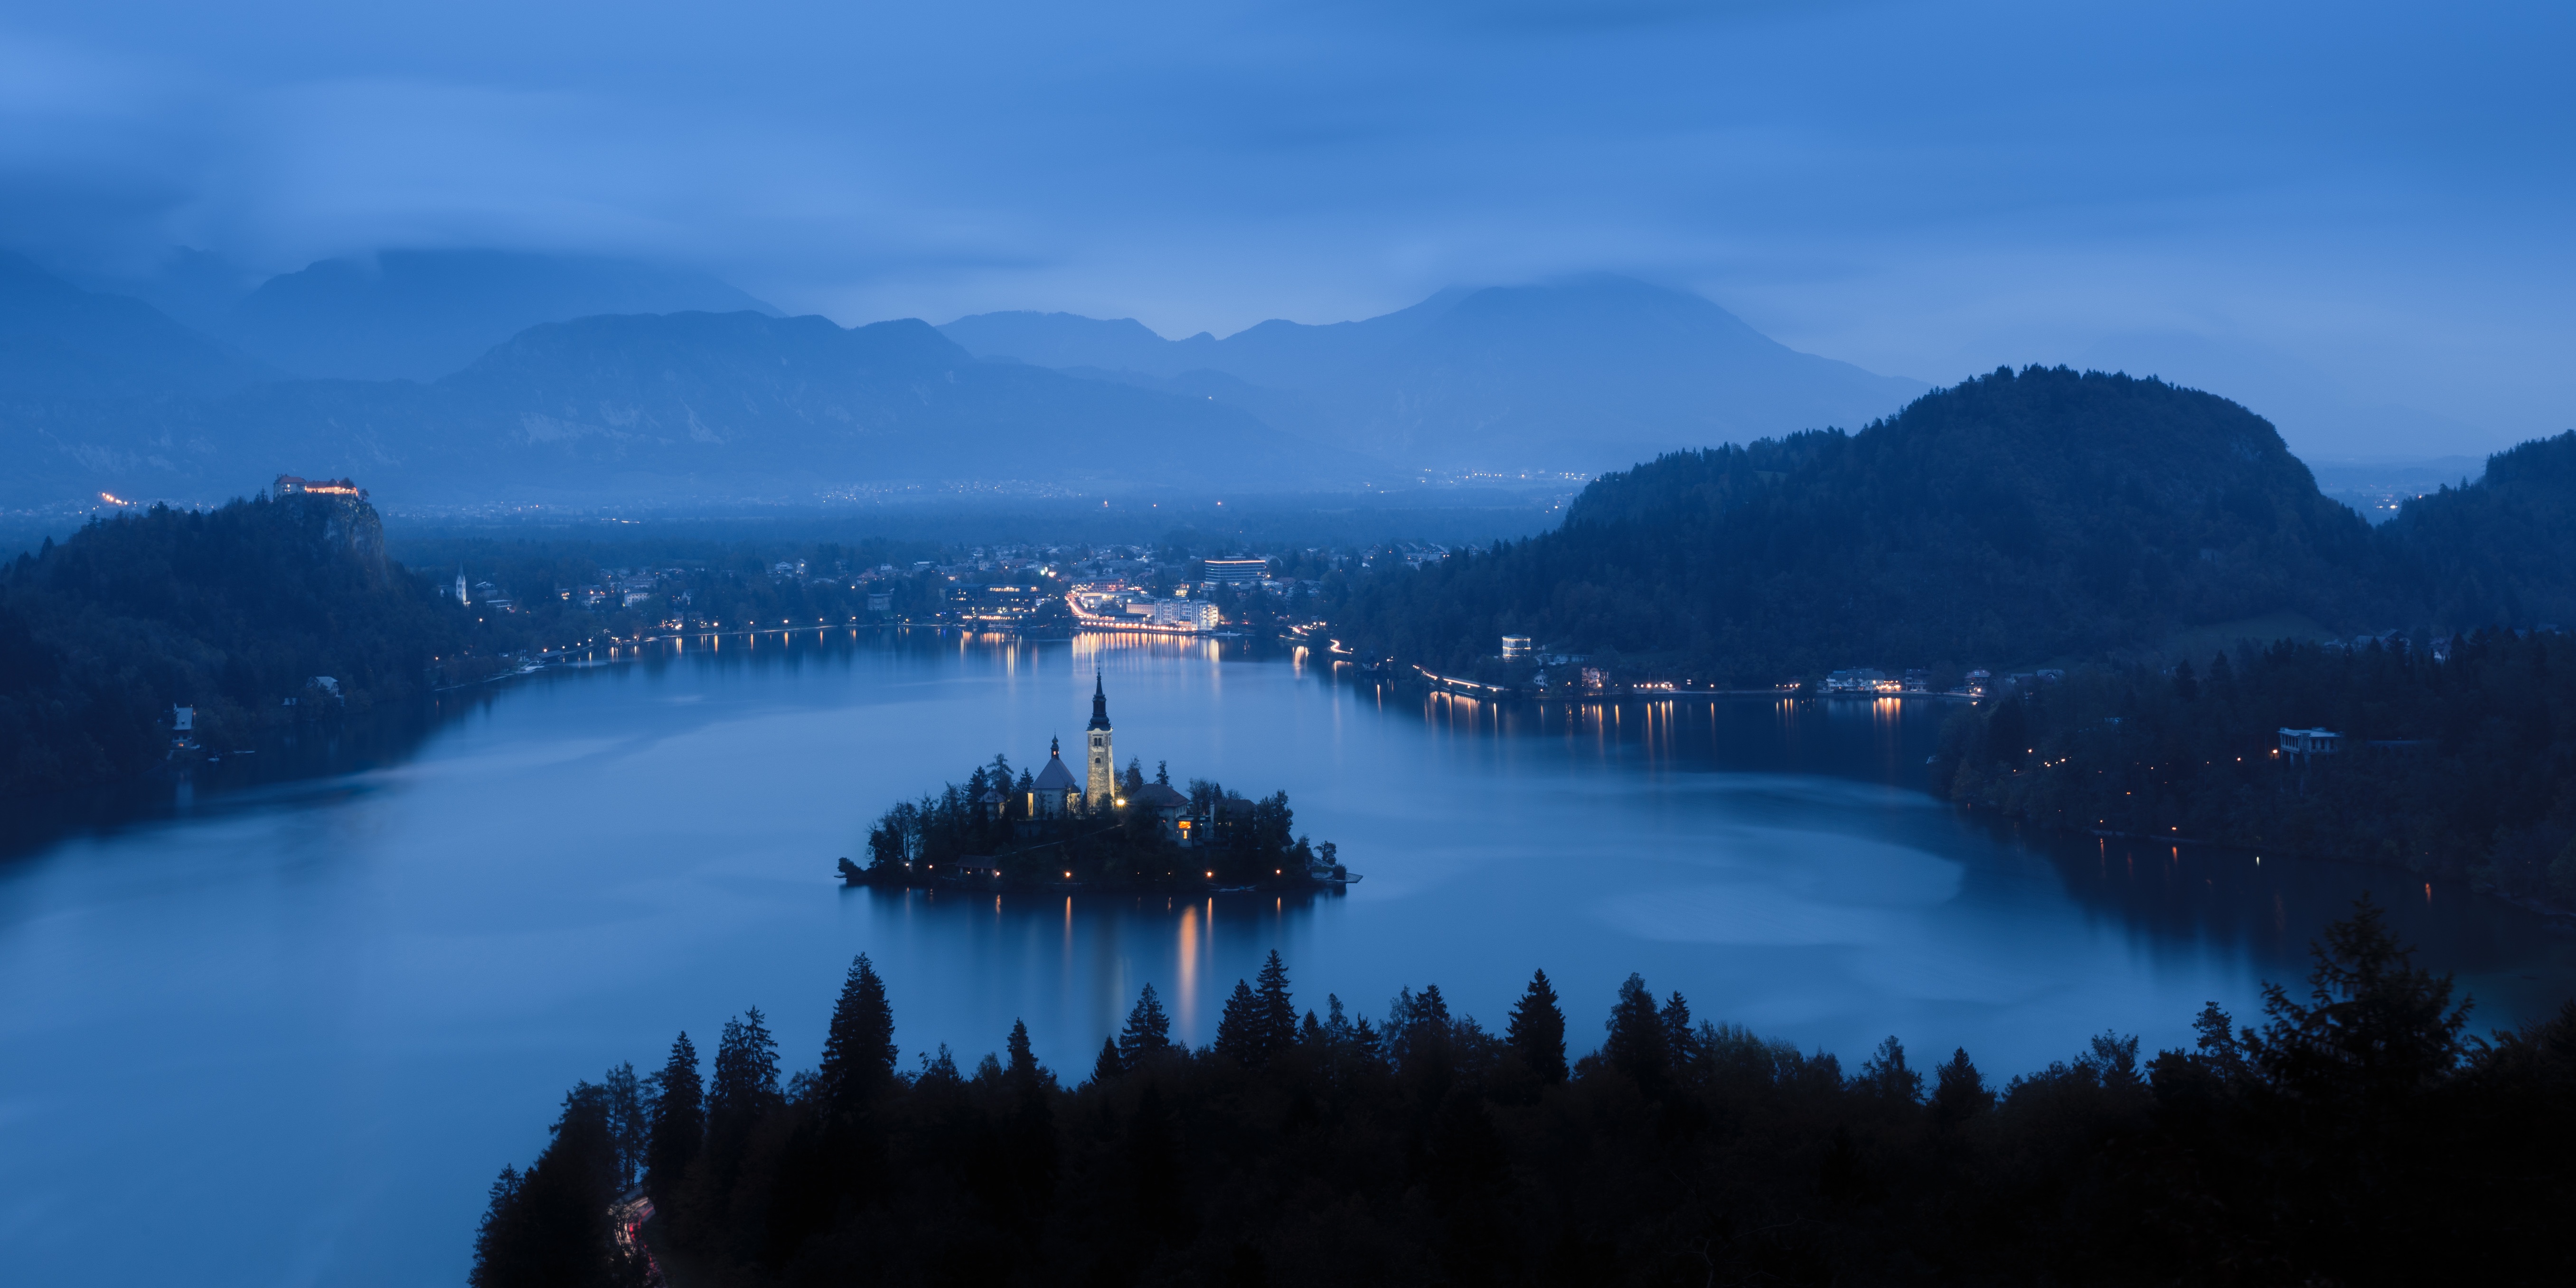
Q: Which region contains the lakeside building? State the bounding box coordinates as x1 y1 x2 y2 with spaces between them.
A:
1067 583 1220 633
1202 558 1266 585
948 583 1044 625
1148 598 1220 630
1823 668 1890 693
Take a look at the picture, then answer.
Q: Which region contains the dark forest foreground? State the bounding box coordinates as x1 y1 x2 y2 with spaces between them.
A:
470 900 2572 1288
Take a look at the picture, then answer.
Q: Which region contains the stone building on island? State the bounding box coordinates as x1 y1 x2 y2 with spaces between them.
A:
1028 738 1082 819
1014 677 1207 840
997 677 1275 856
1085 673 1116 808
1024 674 1124 817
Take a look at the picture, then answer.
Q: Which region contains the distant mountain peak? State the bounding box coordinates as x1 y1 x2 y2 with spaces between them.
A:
0 249 279 396
940 275 1925 471
223 247 779 382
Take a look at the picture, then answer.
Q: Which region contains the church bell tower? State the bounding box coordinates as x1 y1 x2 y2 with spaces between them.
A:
1085 672 1116 808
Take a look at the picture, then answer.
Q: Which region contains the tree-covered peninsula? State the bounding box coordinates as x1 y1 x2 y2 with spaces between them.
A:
466 903 2573 1287
1938 628 2576 912
0 491 955 800
0 489 471 796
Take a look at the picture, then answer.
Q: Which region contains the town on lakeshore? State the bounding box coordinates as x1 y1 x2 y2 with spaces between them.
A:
838 674 1353 893
394 510 2134 704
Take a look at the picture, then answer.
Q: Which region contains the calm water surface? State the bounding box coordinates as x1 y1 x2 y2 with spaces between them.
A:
4 630 2572 1287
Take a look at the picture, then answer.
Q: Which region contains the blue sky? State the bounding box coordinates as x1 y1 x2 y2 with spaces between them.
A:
2 0 2568 458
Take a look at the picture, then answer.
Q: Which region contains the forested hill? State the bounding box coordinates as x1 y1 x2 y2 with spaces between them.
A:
1332 366 2384 683
212 312 1365 502
0 255 1366 508
0 491 465 796
2379 430 2576 629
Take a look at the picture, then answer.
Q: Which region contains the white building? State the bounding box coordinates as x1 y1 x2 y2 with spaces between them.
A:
1149 599 1220 630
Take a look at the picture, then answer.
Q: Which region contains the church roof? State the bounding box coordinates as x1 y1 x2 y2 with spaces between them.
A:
1032 750 1081 791
1130 782 1188 809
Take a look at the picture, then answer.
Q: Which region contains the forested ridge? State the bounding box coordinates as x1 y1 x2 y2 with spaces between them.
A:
2376 429 2576 629
0 499 961 799
1330 367 2576 685
0 492 463 795
1322 369 2576 893
1939 630 2576 912
1332 366 2386 684
469 904 2572 1287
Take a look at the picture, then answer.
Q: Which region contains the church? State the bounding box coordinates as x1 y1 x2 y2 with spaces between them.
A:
1024 674 1120 818
1017 675 1195 837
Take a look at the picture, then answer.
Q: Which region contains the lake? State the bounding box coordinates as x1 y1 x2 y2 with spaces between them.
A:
3 629 2571 1287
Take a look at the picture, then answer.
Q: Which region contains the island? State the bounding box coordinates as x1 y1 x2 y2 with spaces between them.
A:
839 675 1353 891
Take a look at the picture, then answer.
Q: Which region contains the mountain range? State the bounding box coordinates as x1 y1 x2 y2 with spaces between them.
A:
0 254 1939 508
212 311 1358 502
941 274 1929 475
221 249 778 382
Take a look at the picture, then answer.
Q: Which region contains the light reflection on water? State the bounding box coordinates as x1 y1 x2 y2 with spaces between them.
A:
0 628 2572 1288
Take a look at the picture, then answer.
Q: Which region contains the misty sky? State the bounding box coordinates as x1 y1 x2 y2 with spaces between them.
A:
3 1 2568 457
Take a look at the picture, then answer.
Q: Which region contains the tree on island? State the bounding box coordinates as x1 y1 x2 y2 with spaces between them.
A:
859 757 1335 890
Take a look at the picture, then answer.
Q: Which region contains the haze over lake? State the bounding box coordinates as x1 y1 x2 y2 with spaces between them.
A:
2 630 2568 1288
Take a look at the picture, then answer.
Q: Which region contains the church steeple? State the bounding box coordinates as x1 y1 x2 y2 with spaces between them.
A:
1084 672 1116 808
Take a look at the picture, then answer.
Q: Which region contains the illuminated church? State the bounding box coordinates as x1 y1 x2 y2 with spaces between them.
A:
1026 674 1120 818
1084 672 1116 807
1013 675 1202 843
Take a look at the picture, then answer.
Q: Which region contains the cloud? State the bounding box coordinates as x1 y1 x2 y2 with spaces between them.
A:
0 0 2568 455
